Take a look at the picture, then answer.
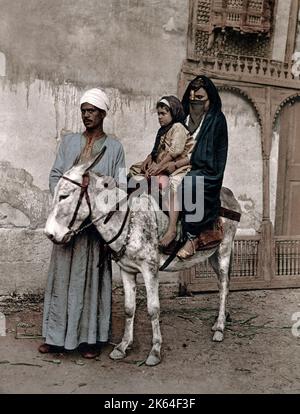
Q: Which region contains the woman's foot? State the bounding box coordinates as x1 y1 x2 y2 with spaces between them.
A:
176 238 199 260
159 230 177 249
38 343 65 354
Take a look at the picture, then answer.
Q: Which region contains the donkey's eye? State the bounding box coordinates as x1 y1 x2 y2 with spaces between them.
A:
59 195 69 202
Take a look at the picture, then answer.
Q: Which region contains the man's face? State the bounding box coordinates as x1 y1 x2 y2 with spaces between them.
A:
81 103 106 130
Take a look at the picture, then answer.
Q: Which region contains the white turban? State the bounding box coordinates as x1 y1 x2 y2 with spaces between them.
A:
80 88 110 112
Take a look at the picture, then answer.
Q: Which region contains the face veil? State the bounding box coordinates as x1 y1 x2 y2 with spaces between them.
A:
181 75 222 119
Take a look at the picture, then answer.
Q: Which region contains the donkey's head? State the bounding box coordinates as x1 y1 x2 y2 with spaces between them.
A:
45 147 106 244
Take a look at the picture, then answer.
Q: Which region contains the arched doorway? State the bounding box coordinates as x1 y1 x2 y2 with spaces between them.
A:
275 98 300 236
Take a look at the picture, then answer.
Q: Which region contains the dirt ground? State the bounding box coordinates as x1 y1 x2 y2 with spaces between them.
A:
0 287 300 394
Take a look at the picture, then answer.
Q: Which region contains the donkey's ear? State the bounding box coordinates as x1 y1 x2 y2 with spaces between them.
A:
84 146 107 173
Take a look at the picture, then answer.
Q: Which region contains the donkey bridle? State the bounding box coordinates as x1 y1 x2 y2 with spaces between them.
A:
62 174 92 230
61 174 130 252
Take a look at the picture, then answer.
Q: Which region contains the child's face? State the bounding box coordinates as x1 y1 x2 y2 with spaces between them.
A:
157 107 172 127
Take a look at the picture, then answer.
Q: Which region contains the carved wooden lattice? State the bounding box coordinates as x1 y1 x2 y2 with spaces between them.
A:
210 0 273 34
195 29 271 56
194 238 260 280
275 238 300 276
193 0 275 58
197 0 211 24
182 236 300 292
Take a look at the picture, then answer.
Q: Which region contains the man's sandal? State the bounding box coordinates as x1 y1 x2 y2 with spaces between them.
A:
38 343 65 354
78 343 101 359
80 349 100 359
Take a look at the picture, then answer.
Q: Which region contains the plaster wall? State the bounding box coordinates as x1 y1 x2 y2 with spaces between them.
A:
0 0 188 294
0 0 275 294
272 0 292 62
220 92 263 235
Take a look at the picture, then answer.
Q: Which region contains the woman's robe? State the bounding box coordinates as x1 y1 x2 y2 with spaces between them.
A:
181 111 228 236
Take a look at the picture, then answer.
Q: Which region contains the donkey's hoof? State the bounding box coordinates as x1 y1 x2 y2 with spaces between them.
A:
212 322 224 332
109 348 126 360
211 322 218 332
212 320 225 332
213 330 224 342
145 354 161 366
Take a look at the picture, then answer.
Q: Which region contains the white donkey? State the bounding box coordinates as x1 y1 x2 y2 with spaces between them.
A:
45 150 241 366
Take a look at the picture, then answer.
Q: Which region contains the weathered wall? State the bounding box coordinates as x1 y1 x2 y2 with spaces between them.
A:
0 0 189 189
0 0 188 94
0 0 283 294
272 0 292 61
0 0 189 294
220 92 263 235
0 229 50 295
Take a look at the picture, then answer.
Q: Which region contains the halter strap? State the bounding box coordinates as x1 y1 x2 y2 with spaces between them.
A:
60 174 131 261
61 173 91 229
62 175 89 188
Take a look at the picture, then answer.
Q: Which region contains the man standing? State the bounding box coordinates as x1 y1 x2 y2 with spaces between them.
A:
39 88 126 358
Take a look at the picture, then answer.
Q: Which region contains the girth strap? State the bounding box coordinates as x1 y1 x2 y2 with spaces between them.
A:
219 207 241 222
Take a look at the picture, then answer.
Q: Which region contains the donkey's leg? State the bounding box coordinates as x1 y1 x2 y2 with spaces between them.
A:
208 247 232 342
142 268 162 366
109 269 137 360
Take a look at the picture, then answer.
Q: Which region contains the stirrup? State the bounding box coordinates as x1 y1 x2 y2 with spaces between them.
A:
176 239 196 260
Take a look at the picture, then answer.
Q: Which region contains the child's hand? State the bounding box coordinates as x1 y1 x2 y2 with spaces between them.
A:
165 161 176 175
141 155 152 173
147 162 161 176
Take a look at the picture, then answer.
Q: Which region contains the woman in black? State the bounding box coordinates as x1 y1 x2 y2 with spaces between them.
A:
177 75 228 259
